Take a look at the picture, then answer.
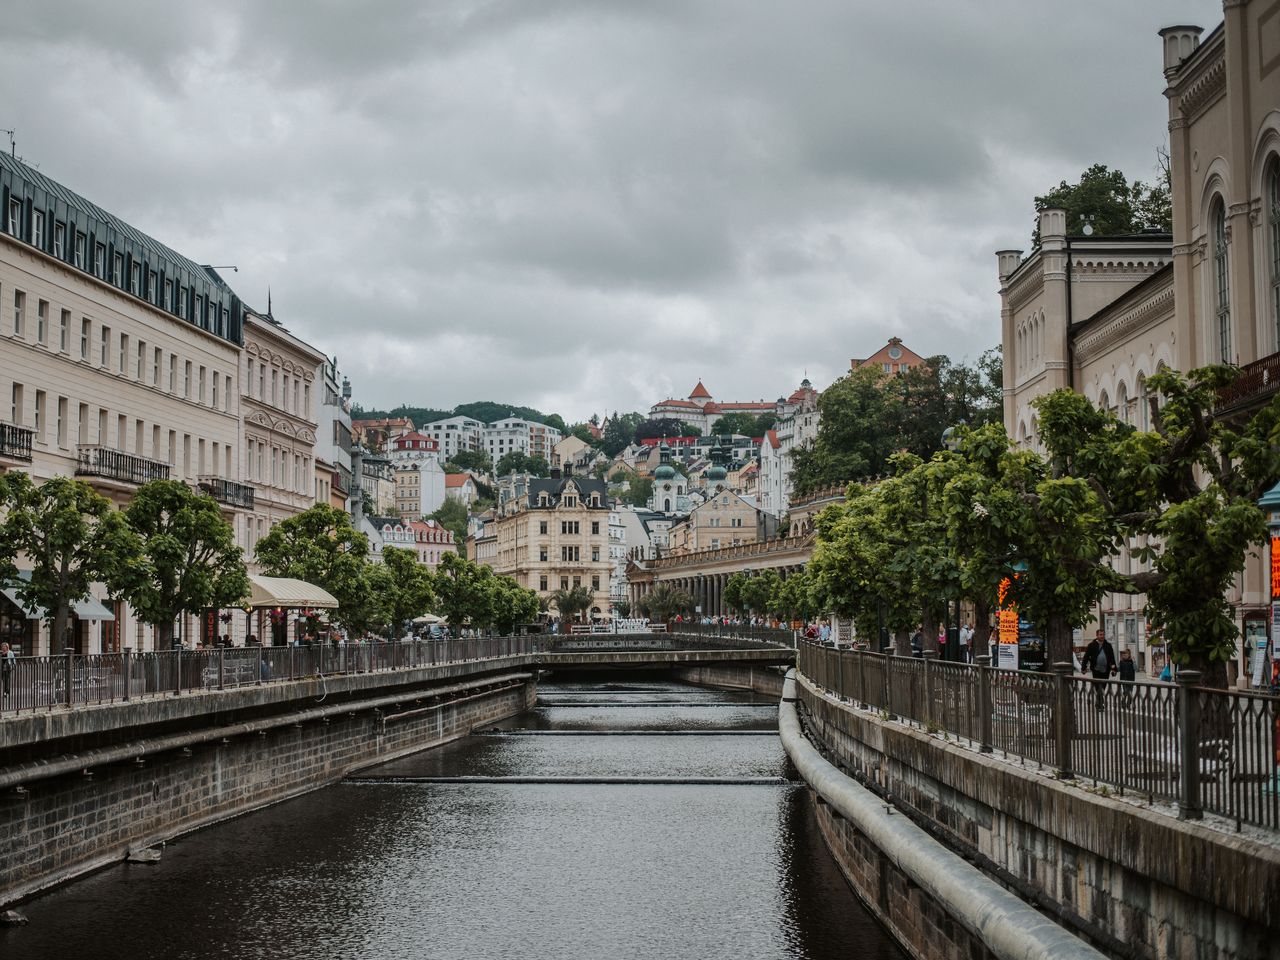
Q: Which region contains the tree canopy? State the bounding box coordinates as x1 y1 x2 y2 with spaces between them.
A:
445 449 492 474
495 452 549 477
1033 162 1171 241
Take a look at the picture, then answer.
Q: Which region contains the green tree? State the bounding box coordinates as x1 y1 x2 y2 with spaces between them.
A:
1033 162 1171 241
772 571 817 623
4 476 140 651
445 450 493 473
724 572 747 613
612 598 631 618
432 551 495 628
570 424 599 446
755 412 779 435
614 472 654 508
544 414 567 433
117 480 249 649
379 546 437 635
254 504 377 634
549 584 594 623
601 414 642 457
495 451 549 477
638 584 694 622
490 577 540 634
710 412 760 436
791 366 900 494
740 571 781 616
427 498 470 554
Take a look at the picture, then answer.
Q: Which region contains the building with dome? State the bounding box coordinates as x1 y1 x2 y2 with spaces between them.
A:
648 377 814 435
647 444 691 514
665 488 774 556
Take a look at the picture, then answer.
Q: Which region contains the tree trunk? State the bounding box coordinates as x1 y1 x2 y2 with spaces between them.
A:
922 608 940 655
157 619 175 650
893 628 911 656
1186 650 1230 691
52 602 70 654
1045 613 1074 666
971 597 993 656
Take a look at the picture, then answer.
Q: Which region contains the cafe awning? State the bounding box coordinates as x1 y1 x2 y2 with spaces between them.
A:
0 572 116 621
246 575 339 610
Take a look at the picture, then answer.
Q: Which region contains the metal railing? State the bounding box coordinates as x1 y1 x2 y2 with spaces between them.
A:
0 421 34 461
797 642 1280 832
1216 350 1280 413
75 445 170 485
670 621 798 647
0 636 535 715
197 476 255 510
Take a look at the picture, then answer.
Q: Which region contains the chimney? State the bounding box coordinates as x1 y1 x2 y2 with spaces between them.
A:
550 467 561 479
996 249 1024 281
1159 25 1203 79
1038 208 1067 245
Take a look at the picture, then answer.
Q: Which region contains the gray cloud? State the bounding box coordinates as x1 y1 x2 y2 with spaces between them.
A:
0 0 1221 421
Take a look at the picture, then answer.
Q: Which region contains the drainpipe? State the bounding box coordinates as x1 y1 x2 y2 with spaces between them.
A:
1065 234 1075 392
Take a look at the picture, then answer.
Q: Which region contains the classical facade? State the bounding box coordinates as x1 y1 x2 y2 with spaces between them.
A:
649 379 804 435
240 310 324 561
997 8 1280 679
0 151 249 654
851 336 927 374
666 489 767 555
408 518 455 569
390 431 446 519
481 472 612 618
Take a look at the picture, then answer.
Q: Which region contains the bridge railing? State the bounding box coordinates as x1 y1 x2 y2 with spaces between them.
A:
797 641 1280 833
664 621 797 647
0 636 536 715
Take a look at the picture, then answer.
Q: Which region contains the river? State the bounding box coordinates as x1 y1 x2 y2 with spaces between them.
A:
5 677 905 960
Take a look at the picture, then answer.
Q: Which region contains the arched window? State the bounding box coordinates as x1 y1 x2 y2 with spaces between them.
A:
1268 159 1280 350
1212 197 1232 362
1098 389 1110 415
1116 382 1129 423
1136 374 1149 431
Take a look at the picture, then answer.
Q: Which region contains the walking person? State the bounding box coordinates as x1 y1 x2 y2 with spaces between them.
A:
1082 629 1116 710
1117 648 1136 706
959 621 974 663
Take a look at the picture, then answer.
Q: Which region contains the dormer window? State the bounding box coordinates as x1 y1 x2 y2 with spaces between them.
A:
7 198 20 236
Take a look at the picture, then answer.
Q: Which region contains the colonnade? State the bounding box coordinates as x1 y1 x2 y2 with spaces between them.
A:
630 564 808 618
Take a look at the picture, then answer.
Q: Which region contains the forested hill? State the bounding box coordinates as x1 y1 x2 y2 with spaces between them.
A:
352 401 565 429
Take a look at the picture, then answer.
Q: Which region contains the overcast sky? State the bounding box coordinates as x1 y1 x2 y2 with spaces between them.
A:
1 0 1223 423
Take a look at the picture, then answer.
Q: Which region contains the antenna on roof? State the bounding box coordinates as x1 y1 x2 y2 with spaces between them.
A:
1 130 13 157
267 287 272 317
203 264 238 273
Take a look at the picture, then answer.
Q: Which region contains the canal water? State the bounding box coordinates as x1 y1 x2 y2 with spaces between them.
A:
6 678 905 960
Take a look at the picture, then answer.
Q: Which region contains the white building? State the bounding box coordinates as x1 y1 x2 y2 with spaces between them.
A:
390 431 447 519
419 415 484 461
484 416 562 464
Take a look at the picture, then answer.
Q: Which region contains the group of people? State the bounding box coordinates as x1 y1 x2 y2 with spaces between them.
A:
907 622 977 662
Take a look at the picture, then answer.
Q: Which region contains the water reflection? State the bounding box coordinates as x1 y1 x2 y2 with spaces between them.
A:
5 680 904 960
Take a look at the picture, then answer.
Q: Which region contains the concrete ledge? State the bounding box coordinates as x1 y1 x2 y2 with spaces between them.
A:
780 671 1106 960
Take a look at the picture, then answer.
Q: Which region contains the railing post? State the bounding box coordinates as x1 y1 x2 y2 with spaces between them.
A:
218 645 225 691
1177 669 1204 820
257 644 265 685
63 648 74 707
975 654 993 753
922 649 938 728
884 649 896 720
1051 661 1074 780
173 649 182 696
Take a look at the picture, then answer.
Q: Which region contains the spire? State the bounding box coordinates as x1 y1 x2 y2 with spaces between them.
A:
266 287 272 318
689 380 712 400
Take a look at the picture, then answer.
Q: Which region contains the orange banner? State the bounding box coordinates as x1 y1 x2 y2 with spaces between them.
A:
997 577 1019 644
1271 537 1280 599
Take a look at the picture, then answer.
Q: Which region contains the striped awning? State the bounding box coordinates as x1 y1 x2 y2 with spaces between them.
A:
0 571 116 621
246 575 339 610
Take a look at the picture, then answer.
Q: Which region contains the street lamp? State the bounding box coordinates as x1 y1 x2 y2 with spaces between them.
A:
941 425 964 661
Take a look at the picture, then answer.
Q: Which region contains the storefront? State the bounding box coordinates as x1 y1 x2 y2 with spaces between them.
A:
0 572 116 655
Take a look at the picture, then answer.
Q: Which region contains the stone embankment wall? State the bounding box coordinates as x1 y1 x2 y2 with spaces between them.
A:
0 673 535 906
789 672 1280 960
673 663 785 699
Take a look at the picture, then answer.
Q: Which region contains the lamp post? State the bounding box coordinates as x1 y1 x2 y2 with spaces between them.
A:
940 425 963 661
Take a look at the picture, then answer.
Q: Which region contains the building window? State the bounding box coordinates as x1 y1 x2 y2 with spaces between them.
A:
31 210 44 249
36 300 46 344
59 310 69 352
93 243 105 278
212 372 219 409
100 326 110 367
33 390 44 440
53 222 65 259
539 547 548 562
153 347 162 385
119 333 128 374
539 521 548 535
148 270 158 301
10 383 21 425
7 198 20 236
591 521 599 535
184 361 192 399
80 318 90 359
73 232 85 268
539 576 548 592
130 262 140 296
112 253 123 287
163 280 173 311
561 546 580 561
591 547 600 562
1270 161 1280 351
137 340 145 379
591 575 600 591
56 397 67 447
1212 198 1231 363
169 354 177 393
560 578 569 591
12 290 23 336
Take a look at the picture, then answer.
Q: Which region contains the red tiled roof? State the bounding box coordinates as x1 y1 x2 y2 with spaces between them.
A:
653 399 701 410
444 474 470 488
394 431 438 447
689 380 712 399
765 429 780 450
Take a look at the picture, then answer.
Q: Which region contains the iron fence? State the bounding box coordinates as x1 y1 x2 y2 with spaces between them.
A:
0 636 535 715
796 641 1280 832
667 621 798 647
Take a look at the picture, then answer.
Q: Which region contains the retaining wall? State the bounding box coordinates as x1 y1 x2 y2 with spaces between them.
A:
0 674 535 906
674 663 785 699
794 672 1280 960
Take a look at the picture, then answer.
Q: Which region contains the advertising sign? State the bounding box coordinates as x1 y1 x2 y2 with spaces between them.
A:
997 641 1019 671
996 577 1020 669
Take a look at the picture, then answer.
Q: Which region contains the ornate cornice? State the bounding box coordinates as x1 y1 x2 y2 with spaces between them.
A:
1177 50 1227 121
1072 285 1175 365
1004 263 1045 312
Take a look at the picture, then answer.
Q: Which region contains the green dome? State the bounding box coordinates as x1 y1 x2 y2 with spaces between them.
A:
654 464 676 480
707 465 728 481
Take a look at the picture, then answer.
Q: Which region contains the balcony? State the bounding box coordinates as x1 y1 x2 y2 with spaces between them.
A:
0 422 34 462
75 445 170 486
1217 351 1280 416
198 476 255 510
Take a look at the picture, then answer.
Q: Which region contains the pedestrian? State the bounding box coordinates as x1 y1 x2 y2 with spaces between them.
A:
909 626 923 657
959 621 974 663
1082 629 1116 710
1117 648 1136 705
1 641 14 700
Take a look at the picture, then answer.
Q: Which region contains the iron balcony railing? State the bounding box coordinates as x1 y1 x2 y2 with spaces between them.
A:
1217 350 1280 414
75 445 170 485
796 640 1280 833
0 421 34 461
197 476 255 510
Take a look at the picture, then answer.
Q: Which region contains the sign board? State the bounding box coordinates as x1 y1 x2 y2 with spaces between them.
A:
997 577 1019 646
997 642 1019 671
1271 536 1280 598
1273 601 1280 657
1250 638 1268 689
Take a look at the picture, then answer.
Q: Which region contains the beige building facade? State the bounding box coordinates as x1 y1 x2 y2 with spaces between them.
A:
483 473 612 618
998 7 1280 678
241 310 324 561
667 489 765 555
